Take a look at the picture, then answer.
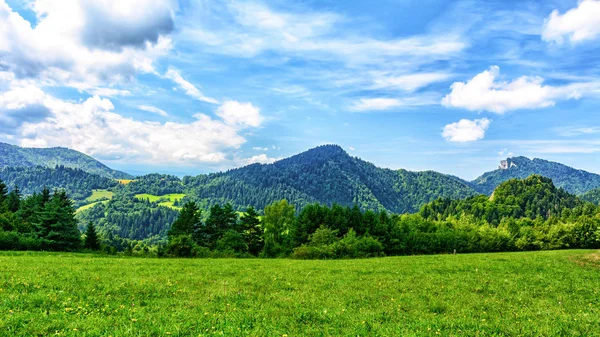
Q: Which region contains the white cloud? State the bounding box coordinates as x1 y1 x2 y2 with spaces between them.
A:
441 66 589 113
138 105 168 117
239 154 279 166
0 80 263 164
253 147 269 151
351 95 439 111
90 88 132 97
442 118 491 142
542 0 600 44
0 0 175 89
216 101 262 127
165 68 219 104
498 148 514 157
181 2 465 66
370 72 453 92
349 146 355 151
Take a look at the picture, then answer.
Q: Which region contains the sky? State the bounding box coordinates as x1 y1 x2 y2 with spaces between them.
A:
1 0 600 179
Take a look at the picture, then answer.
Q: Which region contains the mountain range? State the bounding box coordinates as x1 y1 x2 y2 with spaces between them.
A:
3 142 600 215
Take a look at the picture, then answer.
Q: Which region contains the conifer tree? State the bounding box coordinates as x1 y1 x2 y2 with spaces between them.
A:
6 186 21 213
84 222 101 250
239 206 263 255
168 201 202 239
40 190 81 251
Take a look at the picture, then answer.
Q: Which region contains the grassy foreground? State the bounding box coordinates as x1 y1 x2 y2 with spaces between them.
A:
1 250 599 336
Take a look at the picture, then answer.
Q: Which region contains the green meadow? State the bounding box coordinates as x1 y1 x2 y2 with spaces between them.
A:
85 190 114 203
1 250 599 336
135 193 186 209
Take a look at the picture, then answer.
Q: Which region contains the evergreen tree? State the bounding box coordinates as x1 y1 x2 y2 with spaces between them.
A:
0 178 7 209
40 190 81 251
168 201 202 239
84 222 101 250
239 206 263 256
6 186 21 213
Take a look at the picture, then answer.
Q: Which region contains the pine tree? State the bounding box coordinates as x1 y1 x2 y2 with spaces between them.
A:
0 179 7 212
239 206 263 256
6 186 21 213
84 222 101 250
168 201 202 239
40 190 82 251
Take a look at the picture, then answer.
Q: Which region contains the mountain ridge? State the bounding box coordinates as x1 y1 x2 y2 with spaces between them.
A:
0 142 132 180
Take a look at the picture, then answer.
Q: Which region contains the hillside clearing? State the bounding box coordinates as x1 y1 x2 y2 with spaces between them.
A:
1 250 598 336
85 190 113 202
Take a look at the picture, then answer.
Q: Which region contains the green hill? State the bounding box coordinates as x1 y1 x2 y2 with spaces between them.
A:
471 156 600 195
0 142 132 179
180 145 477 213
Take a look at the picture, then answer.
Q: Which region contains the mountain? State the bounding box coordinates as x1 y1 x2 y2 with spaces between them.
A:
0 142 132 179
471 156 600 195
0 165 117 201
580 188 600 205
179 145 477 213
422 174 586 224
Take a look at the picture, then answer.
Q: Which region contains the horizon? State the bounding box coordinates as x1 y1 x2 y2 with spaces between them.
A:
2 0 600 180
4 141 595 181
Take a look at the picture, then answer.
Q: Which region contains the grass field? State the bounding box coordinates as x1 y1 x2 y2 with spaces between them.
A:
85 190 114 203
134 193 186 210
1 250 599 336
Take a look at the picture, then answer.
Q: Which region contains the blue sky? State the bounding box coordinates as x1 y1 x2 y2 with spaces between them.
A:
1 0 600 179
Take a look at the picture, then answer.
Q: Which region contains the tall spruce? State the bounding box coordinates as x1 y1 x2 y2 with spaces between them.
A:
239 206 263 256
168 201 202 239
41 190 81 251
6 186 21 213
84 222 101 250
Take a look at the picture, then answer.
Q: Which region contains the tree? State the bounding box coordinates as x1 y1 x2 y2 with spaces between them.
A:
262 199 296 257
6 186 21 213
239 206 263 256
0 179 7 210
84 222 101 250
168 201 201 239
40 190 81 251
203 203 238 248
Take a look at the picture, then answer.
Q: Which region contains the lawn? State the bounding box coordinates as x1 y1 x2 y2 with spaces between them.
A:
1 250 599 336
134 193 186 210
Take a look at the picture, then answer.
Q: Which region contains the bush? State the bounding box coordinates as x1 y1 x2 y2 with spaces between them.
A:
167 235 200 257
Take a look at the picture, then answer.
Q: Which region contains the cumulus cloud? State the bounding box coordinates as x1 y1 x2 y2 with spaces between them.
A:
542 0 600 44
216 101 262 127
442 118 491 142
165 68 219 104
0 0 174 89
138 105 168 117
0 80 263 163
441 66 586 113
239 154 279 166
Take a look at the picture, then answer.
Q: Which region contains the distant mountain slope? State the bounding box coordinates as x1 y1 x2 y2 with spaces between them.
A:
0 165 117 201
182 145 477 213
471 156 600 195
0 142 132 179
580 188 600 205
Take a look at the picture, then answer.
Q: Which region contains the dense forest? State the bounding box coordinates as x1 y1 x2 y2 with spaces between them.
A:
0 166 117 201
471 156 600 195
163 175 600 258
1 174 600 258
0 142 131 179
0 180 90 251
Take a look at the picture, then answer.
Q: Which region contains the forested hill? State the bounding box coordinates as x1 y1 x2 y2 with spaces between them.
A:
0 142 132 179
471 156 600 195
0 166 117 201
182 145 477 213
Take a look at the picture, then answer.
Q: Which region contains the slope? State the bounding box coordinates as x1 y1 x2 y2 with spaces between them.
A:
0 142 132 179
471 156 600 195
182 145 477 213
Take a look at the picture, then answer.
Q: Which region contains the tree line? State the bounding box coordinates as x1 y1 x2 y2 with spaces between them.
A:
0 179 100 251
